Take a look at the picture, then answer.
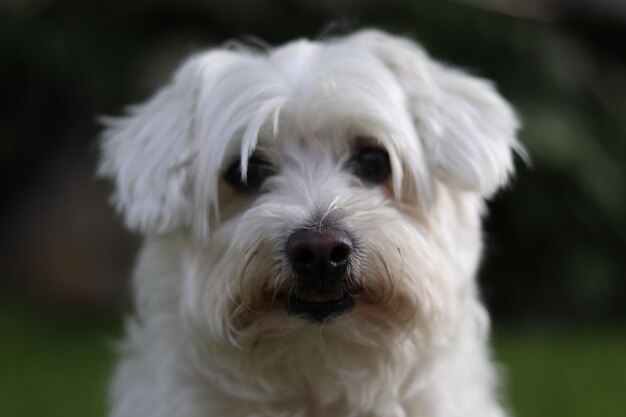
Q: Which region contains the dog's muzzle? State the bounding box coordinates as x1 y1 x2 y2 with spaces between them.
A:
285 228 355 322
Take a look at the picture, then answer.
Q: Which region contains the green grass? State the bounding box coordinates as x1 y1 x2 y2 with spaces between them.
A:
0 300 119 417
495 329 626 417
1 299 625 417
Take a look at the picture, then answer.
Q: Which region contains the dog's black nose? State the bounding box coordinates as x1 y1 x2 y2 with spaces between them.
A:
286 228 353 282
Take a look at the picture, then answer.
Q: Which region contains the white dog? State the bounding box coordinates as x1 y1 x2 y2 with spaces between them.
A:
99 29 520 417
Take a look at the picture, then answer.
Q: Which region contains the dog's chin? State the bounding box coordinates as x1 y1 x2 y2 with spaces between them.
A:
286 290 355 322
231 281 426 346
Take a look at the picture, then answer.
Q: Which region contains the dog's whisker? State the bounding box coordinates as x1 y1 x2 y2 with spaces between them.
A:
318 196 340 229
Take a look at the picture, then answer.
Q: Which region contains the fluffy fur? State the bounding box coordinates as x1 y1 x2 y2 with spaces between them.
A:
100 29 520 417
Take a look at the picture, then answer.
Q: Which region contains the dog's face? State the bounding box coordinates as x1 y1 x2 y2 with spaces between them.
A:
100 30 519 348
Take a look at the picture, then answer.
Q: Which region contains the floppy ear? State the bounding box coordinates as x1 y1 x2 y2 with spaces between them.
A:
99 51 235 234
349 30 521 197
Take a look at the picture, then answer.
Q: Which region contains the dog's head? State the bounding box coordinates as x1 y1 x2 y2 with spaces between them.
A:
100 30 519 348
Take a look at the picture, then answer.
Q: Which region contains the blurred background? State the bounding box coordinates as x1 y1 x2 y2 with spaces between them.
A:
1 0 625 416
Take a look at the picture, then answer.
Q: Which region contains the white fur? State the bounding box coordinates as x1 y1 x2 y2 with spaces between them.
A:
100 29 520 417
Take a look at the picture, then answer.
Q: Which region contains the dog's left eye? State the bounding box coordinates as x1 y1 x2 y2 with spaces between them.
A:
348 146 391 184
223 156 275 193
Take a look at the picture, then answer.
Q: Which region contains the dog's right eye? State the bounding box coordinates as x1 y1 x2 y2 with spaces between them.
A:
223 156 275 193
348 146 391 184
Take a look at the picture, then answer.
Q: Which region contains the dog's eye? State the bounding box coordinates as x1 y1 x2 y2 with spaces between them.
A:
223 156 275 193
349 146 391 183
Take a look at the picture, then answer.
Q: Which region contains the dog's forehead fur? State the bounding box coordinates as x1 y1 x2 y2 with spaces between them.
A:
232 44 409 155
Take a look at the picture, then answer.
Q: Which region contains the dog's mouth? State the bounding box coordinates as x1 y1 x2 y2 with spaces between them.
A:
286 289 355 322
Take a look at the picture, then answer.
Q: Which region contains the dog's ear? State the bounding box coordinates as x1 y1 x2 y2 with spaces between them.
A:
349 30 521 197
99 51 235 234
